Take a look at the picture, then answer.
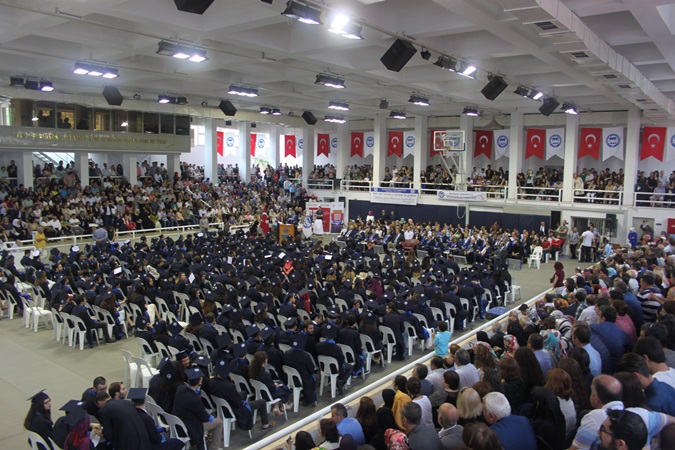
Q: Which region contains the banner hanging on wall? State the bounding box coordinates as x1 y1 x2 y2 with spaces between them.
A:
370 187 419 205
436 190 487 202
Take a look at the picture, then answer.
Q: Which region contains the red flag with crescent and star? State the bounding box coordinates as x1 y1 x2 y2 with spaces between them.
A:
525 128 546 159
388 131 403 157
578 128 601 160
317 133 330 157
285 135 296 158
641 126 666 161
474 130 493 158
250 133 256 157
216 131 224 156
351 132 364 157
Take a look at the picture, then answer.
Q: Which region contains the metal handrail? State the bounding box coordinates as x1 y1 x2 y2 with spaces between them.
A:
376 181 413 189
517 185 562 202
340 179 372 191
573 188 623 205
633 191 672 208
306 179 335 190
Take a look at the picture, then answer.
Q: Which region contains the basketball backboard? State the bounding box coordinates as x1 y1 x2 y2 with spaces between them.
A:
433 130 466 154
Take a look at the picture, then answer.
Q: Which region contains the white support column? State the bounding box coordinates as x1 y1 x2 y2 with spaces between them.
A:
166 155 180 183
336 123 348 179
74 152 89 188
508 112 524 200
413 115 428 190
460 114 474 188
19 152 33 188
623 106 641 207
302 128 315 187
561 113 579 203
373 116 386 186
237 122 251 182
123 154 138 186
204 118 218 184
268 125 280 170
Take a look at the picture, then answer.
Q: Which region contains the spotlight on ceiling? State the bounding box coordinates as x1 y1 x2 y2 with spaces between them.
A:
462 107 480 117
10 76 25 87
102 67 119 79
24 79 39 90
531 91 544 100
324 114 346 124
562 102 578 115
433 55 457 72
158 94 172 104
420 48 431 60
156 40 208 63
87 66 103 77
328 100 349 111
259 106 271 115
315 73 345 89
328 15 363 40
39 80 54 92
539 97 560 116
379 99 389 110
458 62 477 78
227 84 259 97
73 61 90 75
481 75 508 101
408 94 430 106
389 111 407 119
282 1 322 25
514 86 529 97
272 107 282 115
176 96 188 105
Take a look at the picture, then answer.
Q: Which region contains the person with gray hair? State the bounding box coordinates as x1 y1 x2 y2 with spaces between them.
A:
330 402 365 445
437 403 464 450
454 348 480 389
483 392 537 450
400 402 443 450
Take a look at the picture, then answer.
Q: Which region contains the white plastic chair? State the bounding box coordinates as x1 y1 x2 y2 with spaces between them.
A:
184 332 203 353
51 308 65 341
200 390 217 415
174 292 190 322
334 298 348 312
230 329 245 344
69 315 93 350
528 246 543 269
131 355 158 388
199 337 215 356
402 322 421 354
249 378 287 420
155 341 172 360
136 337 159 365
378 325 397 363
282 365 305 412
121 349 137 388
155 297 171 321
229 373 255 401
360 333 384 374
317 355 341 398
26 431 51 450
144 399 166 424
212 396 253 447
162 412 191 447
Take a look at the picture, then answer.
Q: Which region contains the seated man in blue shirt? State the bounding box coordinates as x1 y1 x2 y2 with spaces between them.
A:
330 402 365 446
483 392 537 450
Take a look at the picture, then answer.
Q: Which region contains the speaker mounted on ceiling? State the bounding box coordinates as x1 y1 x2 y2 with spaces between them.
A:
174 0 214 15
219 100 237 117
102 86 123 106
380 39 417 72
302 111 317 125
539 97 560 117
481 75 508 101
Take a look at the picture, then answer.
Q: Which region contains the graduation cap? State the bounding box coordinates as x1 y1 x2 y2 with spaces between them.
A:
127 387 147 404
260 326 275 341
254 304 266 315
194 355 211 368
216 333 232 349
204 290 217 302
298 288 310 297
221 304 233 314
184 368 204 385
71 245 80 253
244 325 260 339
232 342 247 358
364 312 378 325
59 400 84 412
175 350 189 361
28 389 49 405
214 359 231 378
322 324 338 340
291 333 307 350
239 296 251 308
284 317 298 328
402 301 414 312
365 300 378 310
135 315 149 329
168 321 183 336
189 313 203 327
247 276 260 286
65 407 87 428
327 308 340 319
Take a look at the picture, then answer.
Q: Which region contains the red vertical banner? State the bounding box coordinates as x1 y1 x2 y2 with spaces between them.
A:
317 133 330 157
387 131 403 157
250 133 256 157
525 128 546 159
285 135 296 157
578 128 601 160
641 126 666 161
350 132 364 157
216 131 224 156
474 130 493 158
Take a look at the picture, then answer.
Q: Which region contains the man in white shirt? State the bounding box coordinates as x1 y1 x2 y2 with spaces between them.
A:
580 226 595 262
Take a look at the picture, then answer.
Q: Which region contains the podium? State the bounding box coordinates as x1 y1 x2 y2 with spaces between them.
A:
279 224 295 244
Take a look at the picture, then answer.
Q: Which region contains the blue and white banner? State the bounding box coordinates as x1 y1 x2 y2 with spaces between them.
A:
364 132 374 157
403 131 415 158
602 127 624 161
224 132 237 156
669 127 675 163
370 187 419 205
545 128 565 160
493 130 510 159
437 190 487 202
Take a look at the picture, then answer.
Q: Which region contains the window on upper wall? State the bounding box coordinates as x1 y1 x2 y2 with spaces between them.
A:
35 101 56 128
127 111 141 133
160 114 174 134
56 104 76 129
74 105 92 130
175 116 190 135
94 109 111 131
144 113 159 134
11 99 34 127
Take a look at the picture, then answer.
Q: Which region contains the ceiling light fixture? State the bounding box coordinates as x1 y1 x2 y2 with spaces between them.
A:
539 97 560 116
514 86 529 97
133 93 142 100
389 111 407 119
158 94 172 104
420 48 431 60
282 1 322 25
408 94 430 106
156 40 208 63
462 107 479 117
328 100 350 111
24 79 39 90
39 80 54 92
31 116 39 122
73 62 90 75
328 14 349 33
324 114 346 123
10 76 25 87
87 67 103 77
315 73 345 89
328 15 363 40
433 55 457 72
200 100 208 107
176 96 188 105
562 102 578 114
121 121 128 127
228 84 259 97
259 106 271 115
532 91 544 100
102 67 119 79
459 62 477 78
272 107 282 115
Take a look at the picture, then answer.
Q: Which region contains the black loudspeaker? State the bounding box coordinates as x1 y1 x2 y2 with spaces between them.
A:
606 214 617 231
102 86 123 106
380 39 417 72
539 97 560 116
481 75 508 101
302 111 317 125
174 0 214 14
219 100 237 117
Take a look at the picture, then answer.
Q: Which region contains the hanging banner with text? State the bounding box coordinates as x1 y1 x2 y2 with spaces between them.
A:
436 190 487 202
370 187 419 205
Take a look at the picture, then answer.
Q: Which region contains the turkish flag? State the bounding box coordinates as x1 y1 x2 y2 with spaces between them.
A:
317 133 330 157
285 135 296 158
641 126 666 161
474 130 493 158
351 132 364 157
525 128 546 159
250 133 256 157
578 128 601 160
216 131 224 156
388 131 403 157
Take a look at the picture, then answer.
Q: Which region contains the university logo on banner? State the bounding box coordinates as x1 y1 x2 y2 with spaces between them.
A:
224 133 236 156
641 126 666 161
297 138 304 150
602 127 624 161
284 135 296 157
331 136 338 149
579 128 601 160
667 127 675 163
474 130 493 159
350 132 364 157
216 131 224 156
525 129 546 159
545 128 564 160
404 132 415 158
493 130 510 159
317 133 330 157
388 131 403 157
257 137 265 149
365 134 375 157
250 133 256 157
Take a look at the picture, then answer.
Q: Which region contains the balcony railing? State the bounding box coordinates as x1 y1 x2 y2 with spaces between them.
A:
340 179 372 191
517 186 562 202
633 191 673 208
573 188 623 205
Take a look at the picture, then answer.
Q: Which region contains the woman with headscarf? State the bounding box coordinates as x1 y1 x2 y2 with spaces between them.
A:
540 329 566 362
371 394 399 450
501 334 520 358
